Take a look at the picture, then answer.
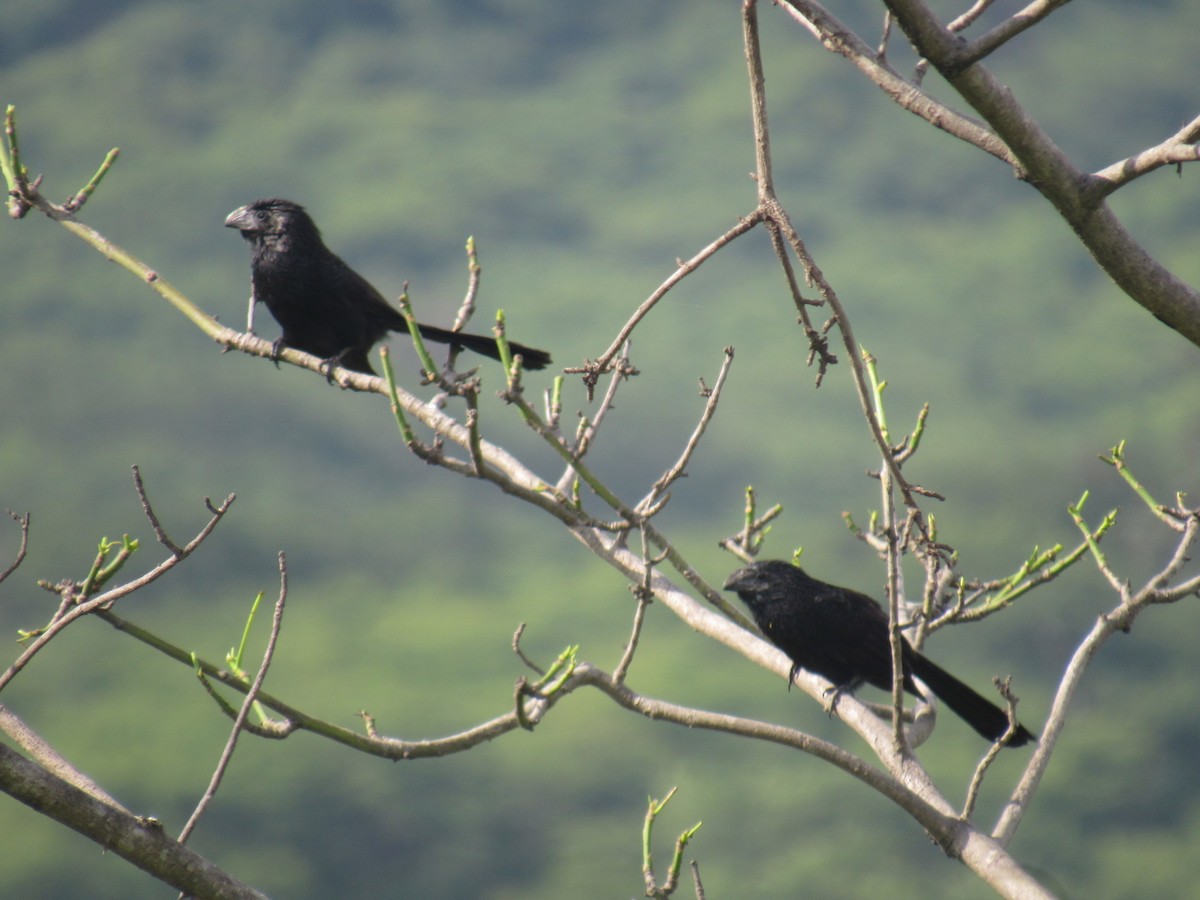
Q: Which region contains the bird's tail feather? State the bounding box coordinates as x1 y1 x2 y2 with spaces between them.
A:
412 322 552 370
909 654 1035 746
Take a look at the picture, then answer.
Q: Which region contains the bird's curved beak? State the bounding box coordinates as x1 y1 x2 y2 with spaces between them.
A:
723 568 755 592
224 206 253 231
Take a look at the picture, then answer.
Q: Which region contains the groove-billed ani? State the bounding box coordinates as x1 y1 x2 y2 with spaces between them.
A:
724 560 1034 747
225 198 552 375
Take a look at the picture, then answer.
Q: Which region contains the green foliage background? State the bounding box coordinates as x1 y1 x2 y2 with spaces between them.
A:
1 1 1198 897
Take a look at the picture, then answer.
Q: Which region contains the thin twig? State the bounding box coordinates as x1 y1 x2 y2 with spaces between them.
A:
131 465 182 556
577 214 761 386
1 509 30 585
0 492 234 695
615 593 651 685
178 554 288 844
616 526 662 683
512 623 545 676
719 486 783 562
1092 114 1200 196
961 727 1007 822
959 0 1075 66
636 347 734 515
558 343 635 493
63 148 120 213
691 860 706 900
450 235 482 333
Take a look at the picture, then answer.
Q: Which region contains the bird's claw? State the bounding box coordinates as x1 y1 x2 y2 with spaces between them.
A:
318 356 340 383
821 683 852 719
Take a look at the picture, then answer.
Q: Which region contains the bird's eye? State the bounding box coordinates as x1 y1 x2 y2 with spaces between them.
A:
254 210 269 222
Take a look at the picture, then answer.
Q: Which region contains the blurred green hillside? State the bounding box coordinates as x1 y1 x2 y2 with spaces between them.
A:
2 1 1198 897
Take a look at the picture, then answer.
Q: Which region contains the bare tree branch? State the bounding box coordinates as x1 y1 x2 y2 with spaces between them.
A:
0 485 235 695
995 484 1200 843
875 0 1200 343
635 347 734 515
1092 113 1200 194
0 743 267 899
959 0 1076 65
178 553 288 844
0 509 30 585
774 0 1014 163
577 214 761 384
0 704 130 814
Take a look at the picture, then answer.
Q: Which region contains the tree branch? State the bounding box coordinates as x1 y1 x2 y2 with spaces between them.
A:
0 485 235 695
0 743 266 899
774 0 1014 163
959 0 1076 66
875 0 1200 344
178 553 289 844
1092 113 1200 195
0 509 30 585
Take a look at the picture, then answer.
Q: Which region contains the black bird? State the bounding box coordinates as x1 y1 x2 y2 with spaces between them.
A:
724 560 1034 747
224 198 552 375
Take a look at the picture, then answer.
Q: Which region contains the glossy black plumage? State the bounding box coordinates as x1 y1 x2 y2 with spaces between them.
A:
225 198 552 375
724 560 1034 747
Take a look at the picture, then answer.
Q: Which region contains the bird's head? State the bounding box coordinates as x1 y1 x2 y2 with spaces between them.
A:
723 559 804 598
224 198 320 252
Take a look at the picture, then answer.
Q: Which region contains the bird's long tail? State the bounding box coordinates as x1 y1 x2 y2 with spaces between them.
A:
412 322 552 370
908 653 1035 746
